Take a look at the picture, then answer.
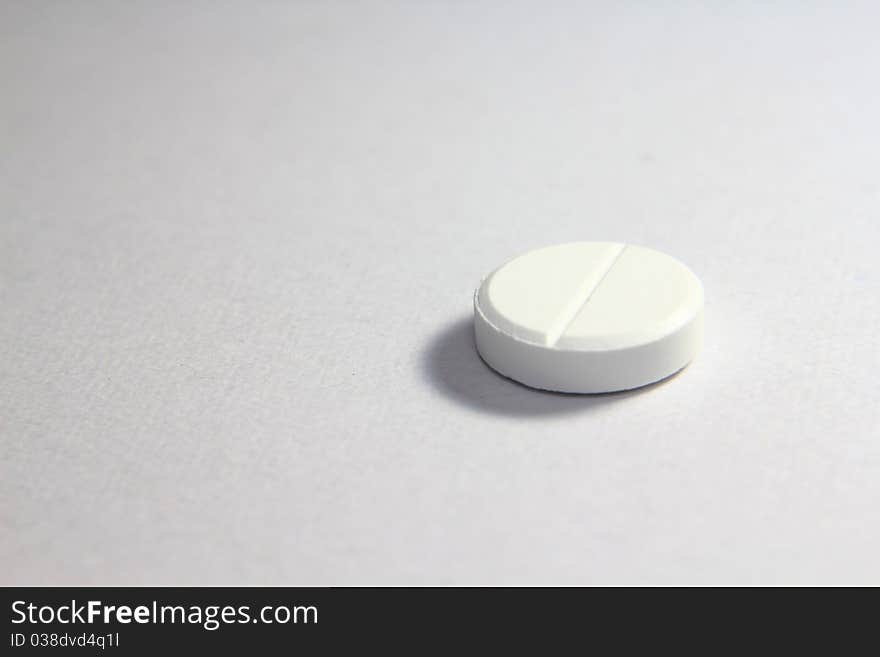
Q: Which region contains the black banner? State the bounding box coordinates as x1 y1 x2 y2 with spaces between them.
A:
1 586 856 652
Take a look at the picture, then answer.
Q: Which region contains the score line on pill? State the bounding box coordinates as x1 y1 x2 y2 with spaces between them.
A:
473 242 704 393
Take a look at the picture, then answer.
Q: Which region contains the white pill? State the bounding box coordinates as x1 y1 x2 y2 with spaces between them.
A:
473 242 704 393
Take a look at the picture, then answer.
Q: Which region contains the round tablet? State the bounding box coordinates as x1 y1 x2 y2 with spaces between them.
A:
473 242 704 393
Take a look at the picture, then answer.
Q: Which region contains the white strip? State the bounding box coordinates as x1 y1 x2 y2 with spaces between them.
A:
544 244 627 348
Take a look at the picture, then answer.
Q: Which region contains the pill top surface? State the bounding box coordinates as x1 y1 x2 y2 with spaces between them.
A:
474 242 704 393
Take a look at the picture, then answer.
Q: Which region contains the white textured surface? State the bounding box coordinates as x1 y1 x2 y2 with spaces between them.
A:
2 2 879 585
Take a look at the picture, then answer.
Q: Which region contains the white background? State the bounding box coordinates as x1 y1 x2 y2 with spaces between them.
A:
2 2 879 585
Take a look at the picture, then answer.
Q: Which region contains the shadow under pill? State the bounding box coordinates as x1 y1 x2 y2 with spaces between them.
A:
421 316 677 418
